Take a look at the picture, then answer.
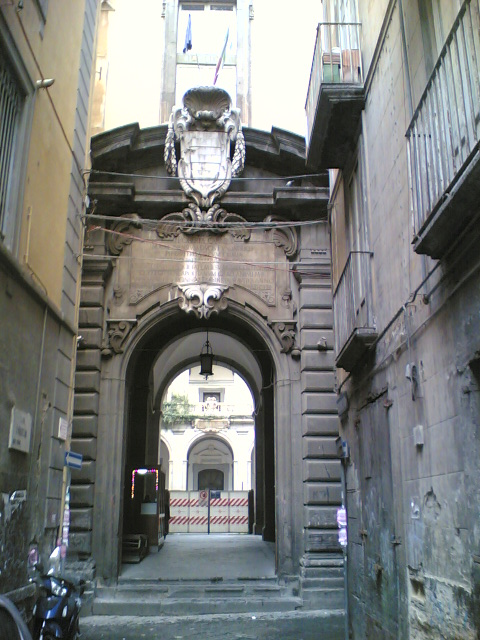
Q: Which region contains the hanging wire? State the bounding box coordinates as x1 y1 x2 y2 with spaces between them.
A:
85 169 327 182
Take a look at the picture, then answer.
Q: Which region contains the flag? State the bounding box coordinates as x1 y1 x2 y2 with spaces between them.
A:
213 28 229 85
183 14 192 53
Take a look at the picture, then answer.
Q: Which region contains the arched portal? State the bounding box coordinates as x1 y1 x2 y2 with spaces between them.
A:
188 436 233 491
72 121 338 594
88 304 295 581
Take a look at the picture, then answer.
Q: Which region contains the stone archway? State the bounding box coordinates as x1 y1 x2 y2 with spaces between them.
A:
81 303 292 581
71 108 341 604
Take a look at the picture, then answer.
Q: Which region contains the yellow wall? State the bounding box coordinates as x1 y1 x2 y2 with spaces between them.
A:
2 1 87 308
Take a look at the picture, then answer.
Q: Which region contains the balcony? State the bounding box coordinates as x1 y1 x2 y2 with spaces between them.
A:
305 22 365 170
194 399 253 418
407 0 480 259
333 251 377 372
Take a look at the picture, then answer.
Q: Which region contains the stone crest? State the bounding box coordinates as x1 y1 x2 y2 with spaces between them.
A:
164 86 245 209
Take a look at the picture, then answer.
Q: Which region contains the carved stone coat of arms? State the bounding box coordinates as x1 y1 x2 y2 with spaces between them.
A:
164 86 245 211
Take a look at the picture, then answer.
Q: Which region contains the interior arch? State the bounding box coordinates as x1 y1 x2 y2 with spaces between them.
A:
118 306 280 576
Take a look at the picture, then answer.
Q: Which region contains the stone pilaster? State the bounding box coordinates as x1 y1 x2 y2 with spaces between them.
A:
69 257 112 556
294 247 344 609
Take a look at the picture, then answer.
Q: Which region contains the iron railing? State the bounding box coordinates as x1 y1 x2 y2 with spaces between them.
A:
333 251 375 357
306 21 363 145
406 0 480 236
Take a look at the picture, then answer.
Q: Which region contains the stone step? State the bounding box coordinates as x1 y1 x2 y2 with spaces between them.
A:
81 609 346 640
301 577 345 590
301 566 344 579
301 587 344 611
92 578 303 616
93 595 304 617
97 578 291 599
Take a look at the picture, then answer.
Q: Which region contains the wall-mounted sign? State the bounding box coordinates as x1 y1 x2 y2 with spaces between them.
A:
65 450 83 470
58 416 69 441
8 407 32 453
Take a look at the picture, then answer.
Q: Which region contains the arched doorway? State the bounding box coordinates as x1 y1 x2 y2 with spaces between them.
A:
104 308 286 581
187 436 233 491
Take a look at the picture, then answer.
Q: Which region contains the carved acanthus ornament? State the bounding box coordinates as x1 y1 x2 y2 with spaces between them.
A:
264 215 298 259
106 214 142 256
156 204 250 240
102 320 137 357
270 321 298 354
178 283 229 319
164 86 245 209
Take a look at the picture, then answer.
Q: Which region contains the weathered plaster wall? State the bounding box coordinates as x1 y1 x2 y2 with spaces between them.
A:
330 0 480 638
0 0 99 603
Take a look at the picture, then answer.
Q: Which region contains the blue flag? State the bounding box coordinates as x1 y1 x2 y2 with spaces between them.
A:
183 14 192 53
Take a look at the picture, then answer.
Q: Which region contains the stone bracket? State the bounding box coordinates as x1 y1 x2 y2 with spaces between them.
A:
264 215 298 259
106 214 142 256
269 321 299 355
178 283 229 319
101 319 137 357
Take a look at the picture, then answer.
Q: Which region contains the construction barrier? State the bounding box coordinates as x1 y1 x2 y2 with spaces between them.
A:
169 490 249 533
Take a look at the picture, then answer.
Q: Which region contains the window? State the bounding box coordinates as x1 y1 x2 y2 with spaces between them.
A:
176 1 237 104
203 392 221 403
0 33 31 253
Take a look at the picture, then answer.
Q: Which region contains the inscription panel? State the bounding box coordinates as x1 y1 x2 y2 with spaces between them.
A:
127 230 287 306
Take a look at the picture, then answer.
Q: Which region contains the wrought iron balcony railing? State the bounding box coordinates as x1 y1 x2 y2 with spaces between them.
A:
333 251 376 371
306 21 363 149
407 0 480 257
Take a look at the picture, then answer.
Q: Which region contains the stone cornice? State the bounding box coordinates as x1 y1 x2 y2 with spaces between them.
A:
87 185 329 218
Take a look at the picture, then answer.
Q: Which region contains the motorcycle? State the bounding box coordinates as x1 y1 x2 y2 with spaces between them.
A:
31 547 84 640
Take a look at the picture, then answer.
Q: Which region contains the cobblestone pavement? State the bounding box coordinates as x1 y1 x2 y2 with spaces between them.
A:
80 610 345 640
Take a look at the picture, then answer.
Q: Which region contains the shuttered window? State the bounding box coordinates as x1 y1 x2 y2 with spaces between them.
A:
0 54 22 245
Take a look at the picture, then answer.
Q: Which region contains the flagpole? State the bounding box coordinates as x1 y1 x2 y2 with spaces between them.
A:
213 28 229 85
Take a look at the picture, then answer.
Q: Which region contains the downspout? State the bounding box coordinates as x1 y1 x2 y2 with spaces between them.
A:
338 440 349 640
28 305 48 537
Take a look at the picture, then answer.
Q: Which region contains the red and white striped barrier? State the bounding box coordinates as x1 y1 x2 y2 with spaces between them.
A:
169 491 249 533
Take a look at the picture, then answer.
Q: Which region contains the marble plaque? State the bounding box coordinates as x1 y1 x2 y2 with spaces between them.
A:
128 230 282 306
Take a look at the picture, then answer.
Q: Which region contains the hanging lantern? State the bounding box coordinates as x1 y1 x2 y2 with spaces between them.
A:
200 332 214 379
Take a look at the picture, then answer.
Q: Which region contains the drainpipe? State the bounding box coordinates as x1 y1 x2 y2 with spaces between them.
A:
28 305 48 537
336 436 350 640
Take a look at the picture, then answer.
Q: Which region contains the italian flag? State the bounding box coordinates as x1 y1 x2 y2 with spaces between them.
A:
213 28 229 85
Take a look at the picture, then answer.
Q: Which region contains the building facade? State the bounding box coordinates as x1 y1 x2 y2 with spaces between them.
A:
160 366 255 492
0 0 99 609
306 0 480 637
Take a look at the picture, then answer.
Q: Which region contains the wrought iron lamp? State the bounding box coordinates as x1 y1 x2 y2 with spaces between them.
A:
200 332 214 379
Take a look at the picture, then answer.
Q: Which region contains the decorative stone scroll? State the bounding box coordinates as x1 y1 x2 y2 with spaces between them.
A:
178 283 229 319
106 214 142 256
164 86 245 209
270 321 298 354
264 215 298 259
101 320 137 357
156 203 250 240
